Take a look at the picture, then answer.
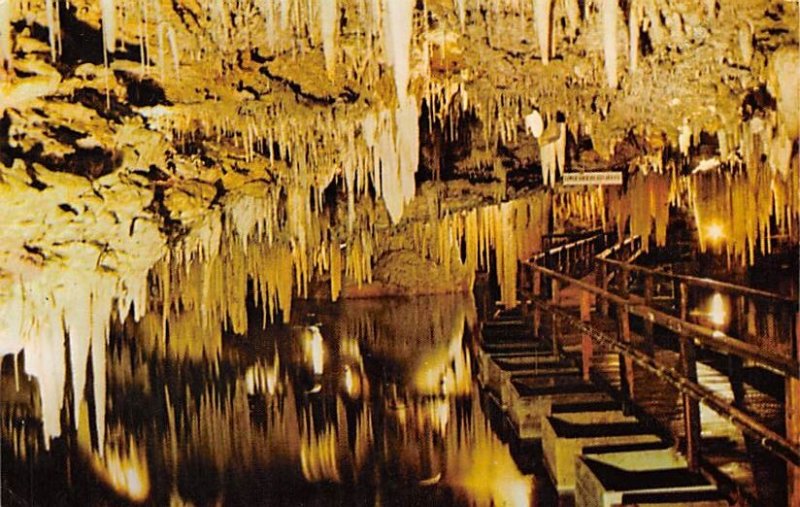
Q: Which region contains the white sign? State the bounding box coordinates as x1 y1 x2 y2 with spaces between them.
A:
562 171 623 186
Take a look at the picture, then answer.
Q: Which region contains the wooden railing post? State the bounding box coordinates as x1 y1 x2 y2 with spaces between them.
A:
598 261 609 316
533 270 542 336
519 263 530 321
580 290 593 381
643 273 655 356
729 295 747 407
551 278 561 357
788 311 800 507
617 265 635 406
679 282 702 471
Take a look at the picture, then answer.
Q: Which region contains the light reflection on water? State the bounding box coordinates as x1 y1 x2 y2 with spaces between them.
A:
1 294 535 506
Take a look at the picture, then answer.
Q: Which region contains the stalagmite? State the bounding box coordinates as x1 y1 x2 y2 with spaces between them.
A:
320 0 336 80
602 0 618 88
533 0 552 64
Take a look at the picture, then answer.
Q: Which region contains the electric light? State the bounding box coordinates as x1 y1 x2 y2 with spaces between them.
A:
706 223 725 242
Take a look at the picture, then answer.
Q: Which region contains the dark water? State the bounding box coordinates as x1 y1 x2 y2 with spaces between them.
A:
1 294 554 507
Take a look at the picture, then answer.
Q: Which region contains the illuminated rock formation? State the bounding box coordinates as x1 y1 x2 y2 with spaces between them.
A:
0 0 797 458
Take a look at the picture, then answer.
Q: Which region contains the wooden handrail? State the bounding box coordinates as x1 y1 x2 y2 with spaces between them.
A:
596 235 642 261
521 231 800 485
597 254 797 308
525 262 800 378
530 296 800 466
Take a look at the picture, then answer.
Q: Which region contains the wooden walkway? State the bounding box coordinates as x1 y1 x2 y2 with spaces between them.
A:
477 232 799 506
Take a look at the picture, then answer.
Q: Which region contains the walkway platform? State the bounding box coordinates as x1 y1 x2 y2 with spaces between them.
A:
542 411 662 493
575 445 726 506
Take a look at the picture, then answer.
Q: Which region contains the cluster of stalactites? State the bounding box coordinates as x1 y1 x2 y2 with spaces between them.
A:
688 163 798 267
552 187 607 231
477 0 629 87
361 98 420 224
539 121 568 187
408 193 550 308
0 264 155 457
607 170 670 251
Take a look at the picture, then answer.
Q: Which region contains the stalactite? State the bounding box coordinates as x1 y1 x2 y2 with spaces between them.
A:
44 0 56 61
101 0 116 54
320 0 337 80
330 240 342 302
456 0 466 32
525 109 544 140
538 120 565 187
602 0 618 88
533 0 552 64
628 0 640 74
0 0 11 73
564 0 580 41
767 46 799 140
738 23 753 67
383 0 414 102
688 164 797 267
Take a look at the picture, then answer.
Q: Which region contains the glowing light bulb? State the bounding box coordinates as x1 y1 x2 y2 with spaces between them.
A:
706 223 725 242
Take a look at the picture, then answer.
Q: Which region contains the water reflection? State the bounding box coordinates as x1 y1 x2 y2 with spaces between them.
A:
690 292 730 330
2 293 536 506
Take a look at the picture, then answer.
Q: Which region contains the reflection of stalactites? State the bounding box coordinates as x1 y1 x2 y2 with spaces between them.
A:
443 385 532 506
90 435 151 503
300 409 341 483
353 405 373 474
1 363 42 461
304 325 325 375
246 351 281 396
